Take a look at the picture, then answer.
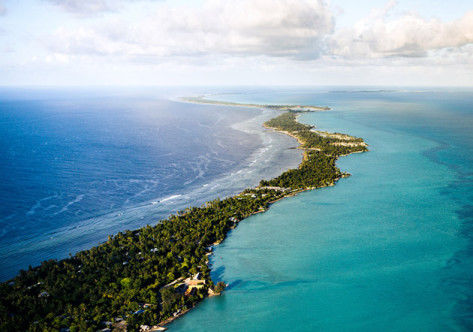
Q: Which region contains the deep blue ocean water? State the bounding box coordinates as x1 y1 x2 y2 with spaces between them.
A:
168 88 473 331
0 87 302 280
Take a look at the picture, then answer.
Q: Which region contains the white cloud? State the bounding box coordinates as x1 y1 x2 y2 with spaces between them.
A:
46 0 473 65
14 0 471 86
331 5 473 59
47 0 334 60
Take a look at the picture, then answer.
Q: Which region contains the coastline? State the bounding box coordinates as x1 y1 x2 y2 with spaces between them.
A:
0 97 367 331
167 90 473 332
0 99 301 282
162 99 368 328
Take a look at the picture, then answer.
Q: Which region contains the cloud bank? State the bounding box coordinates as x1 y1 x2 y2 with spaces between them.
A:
49 0 334 60
45 0 473 67
332 5 473 59
2 0 470 86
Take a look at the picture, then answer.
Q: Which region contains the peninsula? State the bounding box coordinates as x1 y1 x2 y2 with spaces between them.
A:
0 99 367 331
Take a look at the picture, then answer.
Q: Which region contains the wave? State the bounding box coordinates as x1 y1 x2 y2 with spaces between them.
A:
160 194 183 203
26 194 58 216
53 194 85 216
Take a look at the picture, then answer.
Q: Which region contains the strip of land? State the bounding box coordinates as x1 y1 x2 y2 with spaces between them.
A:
182 96 331 111
0 98 367 332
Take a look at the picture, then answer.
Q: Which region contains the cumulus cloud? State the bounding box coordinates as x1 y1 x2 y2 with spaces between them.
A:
48 0 334 60
44 0 473 68
331 3 473 59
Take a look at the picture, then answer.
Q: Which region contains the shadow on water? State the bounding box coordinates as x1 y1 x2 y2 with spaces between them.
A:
211 266 225 281
226 279 243 290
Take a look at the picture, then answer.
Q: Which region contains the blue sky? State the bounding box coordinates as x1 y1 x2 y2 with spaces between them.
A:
0 0 472 86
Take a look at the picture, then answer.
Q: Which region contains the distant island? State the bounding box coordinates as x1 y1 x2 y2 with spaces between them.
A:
182 96 331 112
0 98 367 331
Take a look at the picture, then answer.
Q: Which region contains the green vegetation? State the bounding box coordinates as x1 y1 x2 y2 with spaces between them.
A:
261 112 367 189
0 109 367 331
214 282 226 294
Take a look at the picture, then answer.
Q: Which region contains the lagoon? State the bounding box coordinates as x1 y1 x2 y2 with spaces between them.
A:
170 88 473 331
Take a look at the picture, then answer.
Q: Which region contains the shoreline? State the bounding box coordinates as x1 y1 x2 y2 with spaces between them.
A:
0 97 367 331
162 98 368 328
158 122 320 330
0 99 302 282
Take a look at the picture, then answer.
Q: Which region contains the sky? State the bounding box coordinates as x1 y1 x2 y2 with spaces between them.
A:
0 0 472 86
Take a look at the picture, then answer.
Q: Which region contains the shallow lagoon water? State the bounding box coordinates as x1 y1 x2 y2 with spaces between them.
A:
171 89 473 331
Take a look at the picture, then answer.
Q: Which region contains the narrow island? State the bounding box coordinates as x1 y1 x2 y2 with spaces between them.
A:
182 96 331 111
0 99 367 331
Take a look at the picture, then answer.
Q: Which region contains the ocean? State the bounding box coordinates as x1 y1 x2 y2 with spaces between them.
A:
167 87 473 331
1 87 473 330
0 87 302 280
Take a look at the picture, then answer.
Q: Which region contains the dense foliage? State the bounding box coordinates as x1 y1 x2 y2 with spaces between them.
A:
0 111 366 331
261 113 367 188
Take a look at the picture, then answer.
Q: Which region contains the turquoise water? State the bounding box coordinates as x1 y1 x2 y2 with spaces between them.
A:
170 89 473 331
